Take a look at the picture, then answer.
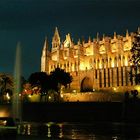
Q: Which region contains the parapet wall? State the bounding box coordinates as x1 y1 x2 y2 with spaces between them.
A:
62 92 124 102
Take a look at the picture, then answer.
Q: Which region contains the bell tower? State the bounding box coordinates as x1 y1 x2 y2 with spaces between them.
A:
51 27 61 63
52 27 61 52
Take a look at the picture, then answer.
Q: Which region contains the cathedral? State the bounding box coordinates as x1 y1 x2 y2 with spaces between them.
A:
41 27 139 93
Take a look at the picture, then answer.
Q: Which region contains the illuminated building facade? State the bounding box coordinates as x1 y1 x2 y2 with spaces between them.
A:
41 27 139 92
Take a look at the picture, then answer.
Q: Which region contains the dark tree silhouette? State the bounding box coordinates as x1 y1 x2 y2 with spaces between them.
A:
0 74 13 95
27 69 72 102
50 68 73 92
28 72 50 98
130 29 140 84
0 74 13 102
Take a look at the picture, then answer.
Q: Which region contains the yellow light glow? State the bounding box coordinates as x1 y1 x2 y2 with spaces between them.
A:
74 56 78 58
0 111 9 117
52 54 57 61
64 57 67 60
60 94 63 98
6 93 10 100
72 90 76 93
125 59 128 66
113 87 117 91
80 63 85 70
130 62 133 66
112 62 114 67
28 95 31 98
134 85 140 92
28 94 40 102
99 63 102 69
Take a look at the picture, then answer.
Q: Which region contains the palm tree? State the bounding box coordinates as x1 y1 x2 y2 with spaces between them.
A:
0 74 13 102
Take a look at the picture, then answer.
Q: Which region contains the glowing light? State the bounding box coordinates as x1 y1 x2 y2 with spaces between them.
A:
0 110 9 117
130 62 133 66
113 87 117 91
99 63 102 69
6 93 10 100
60 94 63 98
52 55 57 61
28 95 31 98
112 62 114 67
72 90 76 93
64 57 67 60
80 63 85 70
134 85 140 92
93 89 95 91
125 59 128 66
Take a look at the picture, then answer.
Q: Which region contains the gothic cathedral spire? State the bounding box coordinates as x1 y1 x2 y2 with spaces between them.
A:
52 27 61 51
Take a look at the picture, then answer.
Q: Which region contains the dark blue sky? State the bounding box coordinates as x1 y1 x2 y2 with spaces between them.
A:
0 0 140 79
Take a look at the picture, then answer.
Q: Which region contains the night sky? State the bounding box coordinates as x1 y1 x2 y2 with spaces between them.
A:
0 0 140 79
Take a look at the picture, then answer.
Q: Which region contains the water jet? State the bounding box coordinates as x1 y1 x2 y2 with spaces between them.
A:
12 42 22 121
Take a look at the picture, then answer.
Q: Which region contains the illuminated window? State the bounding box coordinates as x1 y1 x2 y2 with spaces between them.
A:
102 59 104 68
95 69 97 79
124 42 130 51
64 50 67 57
114 57 117 67
99 45 106 54
111 43 117 52
108 68 110 87
104 69 106 87
97 59 99 69
125 57 128 66
111 58 114 68
67 62 69 67
123 56 125 66
89 59 92 69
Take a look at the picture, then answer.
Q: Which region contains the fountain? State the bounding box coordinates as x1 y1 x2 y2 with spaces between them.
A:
12 42 22 121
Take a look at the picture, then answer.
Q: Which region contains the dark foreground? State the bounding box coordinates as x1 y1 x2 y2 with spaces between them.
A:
2 121 140 140
1 100 140 123
21 101 140 123
1 101 140 139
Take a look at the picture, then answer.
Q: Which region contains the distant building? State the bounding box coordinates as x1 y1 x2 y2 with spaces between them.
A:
41 27 139 93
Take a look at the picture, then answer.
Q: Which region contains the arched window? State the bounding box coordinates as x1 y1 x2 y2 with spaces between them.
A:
97 59 100 69
89 58 93 69
74 61 77 71
109 58 112 68
123 56 125 66
102 59 104 68
114 57 117 67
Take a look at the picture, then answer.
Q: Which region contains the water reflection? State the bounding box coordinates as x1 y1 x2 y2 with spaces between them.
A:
17 122 140 140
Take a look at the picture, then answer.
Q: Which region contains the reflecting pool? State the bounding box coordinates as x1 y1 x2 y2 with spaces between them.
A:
14 121 140 140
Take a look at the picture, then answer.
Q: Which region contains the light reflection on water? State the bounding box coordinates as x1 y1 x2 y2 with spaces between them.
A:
16 122 140 140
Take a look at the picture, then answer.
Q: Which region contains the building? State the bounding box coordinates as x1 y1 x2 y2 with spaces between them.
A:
41 27 139 93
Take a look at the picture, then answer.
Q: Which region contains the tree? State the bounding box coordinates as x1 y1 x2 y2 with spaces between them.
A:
0 74 13 102
28 72 50 101
26 69 72 102
130 29 140 84
50 68 73 92
0 74 13 94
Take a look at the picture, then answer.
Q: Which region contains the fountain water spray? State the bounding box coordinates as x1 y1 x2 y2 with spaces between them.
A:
12 42 22 121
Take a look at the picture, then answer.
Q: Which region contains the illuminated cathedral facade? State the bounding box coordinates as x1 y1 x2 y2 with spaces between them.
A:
41 27 138 93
